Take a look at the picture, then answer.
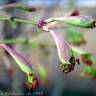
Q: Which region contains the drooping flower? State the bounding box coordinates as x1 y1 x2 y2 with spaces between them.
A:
38 21 79 73
46 15 96 28
0 44 39 89
45 9 80 29
49 30 77 73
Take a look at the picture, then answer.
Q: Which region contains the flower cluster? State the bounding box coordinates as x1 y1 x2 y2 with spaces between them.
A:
0 4 96 90
37 10 96 78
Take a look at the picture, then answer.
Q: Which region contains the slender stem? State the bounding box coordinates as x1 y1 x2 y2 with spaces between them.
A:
0 16 37 26
0 3 36 12
0 39 25 44
13 18 37 26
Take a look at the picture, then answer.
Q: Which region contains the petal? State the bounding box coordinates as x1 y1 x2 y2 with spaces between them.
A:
46 15 96 28
49 29 72 64
0 44 39 89
55 15 93 28
45 9 80 29
0 44 34 74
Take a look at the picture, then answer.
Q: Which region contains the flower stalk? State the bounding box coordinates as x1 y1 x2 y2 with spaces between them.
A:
0 16 37 26
0 3 36 12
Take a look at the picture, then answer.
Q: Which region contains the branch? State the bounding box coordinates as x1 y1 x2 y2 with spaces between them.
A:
0 3 36 12
0 16 37 26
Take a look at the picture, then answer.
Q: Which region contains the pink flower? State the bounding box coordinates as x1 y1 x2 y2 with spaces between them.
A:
38 21 79 73
0 44 39 89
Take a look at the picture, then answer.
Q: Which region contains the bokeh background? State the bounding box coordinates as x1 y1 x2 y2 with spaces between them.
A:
0 0 96 96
